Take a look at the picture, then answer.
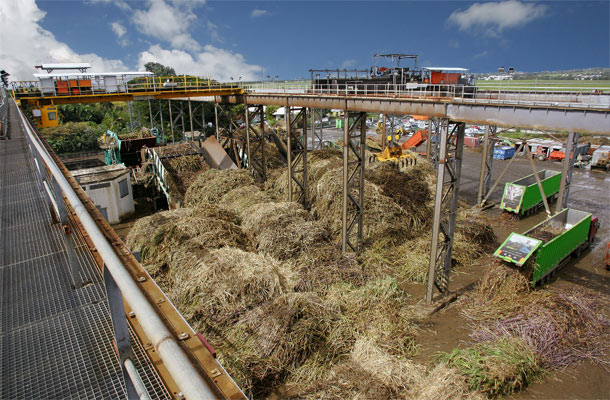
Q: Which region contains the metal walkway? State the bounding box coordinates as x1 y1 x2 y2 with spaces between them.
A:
0 101 171 399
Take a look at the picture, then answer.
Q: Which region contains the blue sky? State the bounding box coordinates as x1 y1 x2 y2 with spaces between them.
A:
1 0 609 81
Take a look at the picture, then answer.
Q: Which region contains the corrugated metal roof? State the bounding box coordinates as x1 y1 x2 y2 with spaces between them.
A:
36 63 92 70
33 71 153 78
423 67 468 72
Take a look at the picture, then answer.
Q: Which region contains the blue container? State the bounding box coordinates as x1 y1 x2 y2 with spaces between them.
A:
493 146 515 160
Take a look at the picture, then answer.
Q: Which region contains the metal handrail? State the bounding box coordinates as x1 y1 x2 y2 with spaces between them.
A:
13 96 217 400
240 82 610 110
11 75 242 99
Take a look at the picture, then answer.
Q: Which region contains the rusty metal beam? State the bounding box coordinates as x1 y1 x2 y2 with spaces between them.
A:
286 103 308 205
342 111 366 253
556 132 579 212
215 94 610 135
214 102 243 168
477 125 496 205
426 121 465 302
245 103 267 181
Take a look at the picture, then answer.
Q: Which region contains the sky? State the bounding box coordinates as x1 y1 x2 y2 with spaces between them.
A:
1 0 609 82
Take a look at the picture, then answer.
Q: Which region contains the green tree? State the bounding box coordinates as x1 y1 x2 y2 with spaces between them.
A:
144 62 176 77
59 103 107 124
40 122 105 154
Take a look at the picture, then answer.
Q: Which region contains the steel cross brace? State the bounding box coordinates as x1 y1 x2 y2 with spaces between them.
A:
286 104 308 205
311 108 324 150
477 125 497 205
556 131 579 213
144 100 166 139
186 100 207 140
427 117 441 168
342 111 366 253
426 120 465 302
214 102 243 168
244 103 267 181
168 100 185 143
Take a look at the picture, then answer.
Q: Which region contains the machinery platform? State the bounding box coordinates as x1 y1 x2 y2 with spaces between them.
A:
0 101 171 399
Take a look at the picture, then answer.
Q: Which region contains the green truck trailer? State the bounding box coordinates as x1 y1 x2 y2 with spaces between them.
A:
500 169 562 216
494 208 599 285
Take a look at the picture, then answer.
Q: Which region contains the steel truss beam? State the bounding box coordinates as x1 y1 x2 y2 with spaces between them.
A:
214 102 243 168
186 100 207 141
342 111 367 253
311 108 324 149
477 125 496 205
168 99 184 143
145 100 166 140
128 101 139 131
244 103 267 181
286 104 308 205
426 120 465 302
556 131 579 212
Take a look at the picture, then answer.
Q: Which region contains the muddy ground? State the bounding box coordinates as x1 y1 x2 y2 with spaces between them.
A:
426 148 610 399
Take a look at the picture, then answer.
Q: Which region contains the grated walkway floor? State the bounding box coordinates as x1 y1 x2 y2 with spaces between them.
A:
0 101 171 399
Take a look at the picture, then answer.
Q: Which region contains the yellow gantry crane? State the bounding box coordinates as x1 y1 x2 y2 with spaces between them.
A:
11 68 243 128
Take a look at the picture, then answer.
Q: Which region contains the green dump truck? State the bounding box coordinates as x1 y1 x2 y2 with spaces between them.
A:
494 208 599 285
500 169 562 216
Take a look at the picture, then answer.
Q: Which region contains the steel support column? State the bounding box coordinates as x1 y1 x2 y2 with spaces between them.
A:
556 131 579 212
342 111 366 253
426 120 465 302
428 117 441 168
128 101 135 131
311 108 324 149
188 100 194 141
381 114 387 150
245 103 267 181
425 118 432 159
148 100 154 128
286 104 308 205
477 125 496 205
169 100 185 141
168 99 174 141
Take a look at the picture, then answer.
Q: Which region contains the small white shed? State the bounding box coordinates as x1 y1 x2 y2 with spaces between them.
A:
72 164 135 224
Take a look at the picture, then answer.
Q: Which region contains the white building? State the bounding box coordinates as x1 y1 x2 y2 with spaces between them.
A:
72 164 135 224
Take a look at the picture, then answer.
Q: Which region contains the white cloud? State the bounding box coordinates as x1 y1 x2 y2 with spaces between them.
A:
0 0 126 81
111 21 126 38
87 0 132 12
341 59 357 68
132 0 200 51
138 44 261 81
250 9 268 18
111 22 129 46
207 21 222 43
448 1 547 36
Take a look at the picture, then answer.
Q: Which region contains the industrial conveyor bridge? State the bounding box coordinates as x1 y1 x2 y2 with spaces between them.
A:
0 92 246 399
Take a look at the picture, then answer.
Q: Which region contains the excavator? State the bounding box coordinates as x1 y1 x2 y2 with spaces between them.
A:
369 132 418 167
401 129 428 152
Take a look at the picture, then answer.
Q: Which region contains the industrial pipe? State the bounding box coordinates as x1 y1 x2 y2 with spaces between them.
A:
16 99 217 400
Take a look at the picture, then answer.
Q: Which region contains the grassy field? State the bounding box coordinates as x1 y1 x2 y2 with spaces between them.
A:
476 79 610 91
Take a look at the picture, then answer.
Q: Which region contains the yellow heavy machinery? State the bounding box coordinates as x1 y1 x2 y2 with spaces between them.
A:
369 133 417 167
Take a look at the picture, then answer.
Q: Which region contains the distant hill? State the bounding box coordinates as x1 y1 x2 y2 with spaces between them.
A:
475 68 610 80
